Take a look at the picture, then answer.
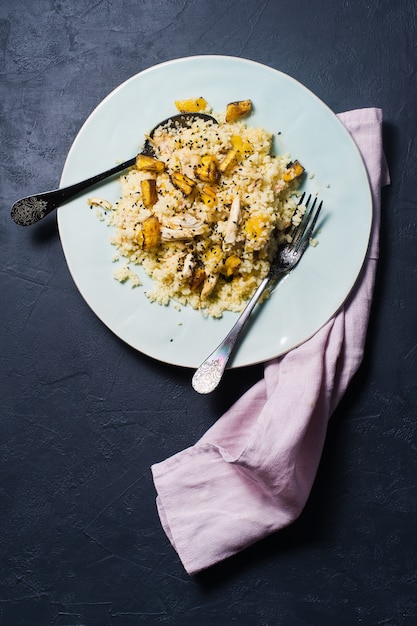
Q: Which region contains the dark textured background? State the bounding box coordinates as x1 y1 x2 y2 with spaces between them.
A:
1 0 416 624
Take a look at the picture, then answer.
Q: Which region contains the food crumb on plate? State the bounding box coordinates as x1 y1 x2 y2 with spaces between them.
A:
113 264 142 287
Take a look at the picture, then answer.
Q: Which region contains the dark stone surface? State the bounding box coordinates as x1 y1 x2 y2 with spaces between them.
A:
1 0 416 624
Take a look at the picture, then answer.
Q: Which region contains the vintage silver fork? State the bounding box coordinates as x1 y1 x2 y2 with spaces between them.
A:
192 193 323 394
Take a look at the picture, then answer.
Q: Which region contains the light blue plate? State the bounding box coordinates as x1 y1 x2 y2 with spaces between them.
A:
58 55 372 369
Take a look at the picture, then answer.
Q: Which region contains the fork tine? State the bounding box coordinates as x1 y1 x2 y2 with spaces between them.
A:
292 195 322 250
306 198 323 237
292 195 316 245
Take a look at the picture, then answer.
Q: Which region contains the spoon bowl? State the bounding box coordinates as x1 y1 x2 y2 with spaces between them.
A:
11 112 217 226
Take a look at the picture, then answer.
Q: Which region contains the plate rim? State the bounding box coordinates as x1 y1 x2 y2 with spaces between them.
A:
58 54 373 369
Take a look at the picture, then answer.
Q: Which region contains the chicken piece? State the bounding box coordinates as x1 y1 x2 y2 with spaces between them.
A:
140 179 157 209
225 99 252 122
146 131 176 158
181 252 195 279
283 160 305 182
135 154 166 173
194 246 225 297
178 151 201 180
218 149 240 175
201 273 219 299
195 155 219 183
170 171 196 195
247 177 262 192
223 195 241 245
137 215 161 250
87 197 112 210
174 97 208 113
160 214 205 241
164 214 204 230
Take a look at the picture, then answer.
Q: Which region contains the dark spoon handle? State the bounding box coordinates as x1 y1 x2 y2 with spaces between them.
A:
11 156 137 226
11 112 216 226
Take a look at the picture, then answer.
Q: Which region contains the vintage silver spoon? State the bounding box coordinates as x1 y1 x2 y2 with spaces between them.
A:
11 112 216 226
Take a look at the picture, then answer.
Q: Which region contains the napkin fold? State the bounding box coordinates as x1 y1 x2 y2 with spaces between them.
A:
151 108 390 575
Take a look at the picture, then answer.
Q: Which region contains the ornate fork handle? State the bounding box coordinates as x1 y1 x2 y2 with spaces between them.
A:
192 193 323 394
191 272 284 394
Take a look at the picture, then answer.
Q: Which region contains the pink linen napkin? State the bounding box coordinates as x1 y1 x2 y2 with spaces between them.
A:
151 108 390 575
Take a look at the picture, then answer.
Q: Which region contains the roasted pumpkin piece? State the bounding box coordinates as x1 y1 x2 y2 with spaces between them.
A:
283 160 305 182
225 99 252 122
140 179 158 209
189 267 205 291
230 135 253 155
136 154 165 173
223 255 242 277
174 97 208 113
195 155 219 183
200 184 218 208
170 171 196 195
218 149 240 174
137 215 161 250
244 215 266 240
135 154 166 173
